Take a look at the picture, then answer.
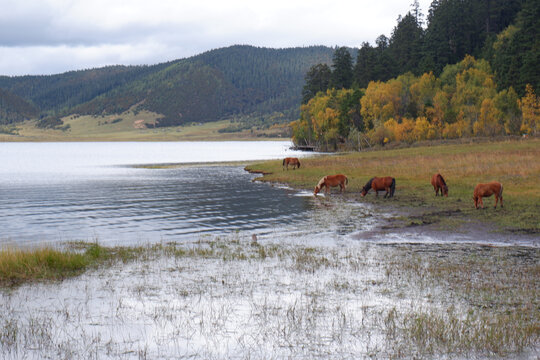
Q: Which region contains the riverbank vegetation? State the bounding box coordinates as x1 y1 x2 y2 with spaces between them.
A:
246 138 540 234
294 55 538 151
0 238 537 358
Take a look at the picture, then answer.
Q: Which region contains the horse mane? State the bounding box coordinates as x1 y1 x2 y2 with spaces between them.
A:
362 177 374 191
438 174 447 187
316 177 326 188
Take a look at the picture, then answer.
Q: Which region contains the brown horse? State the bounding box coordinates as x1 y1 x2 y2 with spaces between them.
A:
314 174 348 195
283 157 301 170
431 173 448 197
473 181 503 209
361 177 396 198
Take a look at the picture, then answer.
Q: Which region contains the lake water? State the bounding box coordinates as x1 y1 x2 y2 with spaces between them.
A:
0 141 327 246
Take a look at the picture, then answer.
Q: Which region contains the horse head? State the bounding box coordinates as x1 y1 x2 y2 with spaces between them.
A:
314 185 320 195
442 184 449 197
360 187 368 196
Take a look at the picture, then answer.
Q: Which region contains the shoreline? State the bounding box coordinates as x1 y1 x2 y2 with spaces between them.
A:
244 138 540 237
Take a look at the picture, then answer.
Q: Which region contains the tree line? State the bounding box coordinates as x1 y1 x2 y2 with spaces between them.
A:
295 0 539 150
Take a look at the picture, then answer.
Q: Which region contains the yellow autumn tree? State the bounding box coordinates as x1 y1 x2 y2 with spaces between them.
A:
360 80 402 130
519 84 540 135
473 98 503 136
410 72 439 116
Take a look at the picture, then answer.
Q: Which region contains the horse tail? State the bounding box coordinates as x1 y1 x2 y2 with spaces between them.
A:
390 178 396 197
345 176 348 185
282 158 286 166
499 183 503 198
297 160 301 168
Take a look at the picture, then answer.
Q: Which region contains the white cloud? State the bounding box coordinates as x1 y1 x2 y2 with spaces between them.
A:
0 0 433 75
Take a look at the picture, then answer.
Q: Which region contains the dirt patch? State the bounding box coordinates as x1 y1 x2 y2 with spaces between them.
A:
133 119 146 129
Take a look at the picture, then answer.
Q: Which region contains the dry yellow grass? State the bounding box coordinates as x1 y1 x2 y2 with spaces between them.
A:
246 138 540 232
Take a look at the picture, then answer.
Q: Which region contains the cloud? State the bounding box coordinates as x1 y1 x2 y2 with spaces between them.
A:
0 0 433 75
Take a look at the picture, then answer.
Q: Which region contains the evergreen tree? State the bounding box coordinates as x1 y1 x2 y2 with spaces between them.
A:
354 42 378 88
302 63 332 104
389 12 424 75
330 47 354 89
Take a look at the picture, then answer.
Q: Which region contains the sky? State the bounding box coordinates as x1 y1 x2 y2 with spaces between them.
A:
0 0 433 76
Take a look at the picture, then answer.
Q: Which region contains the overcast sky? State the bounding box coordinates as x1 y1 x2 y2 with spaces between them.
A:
0 0 432 76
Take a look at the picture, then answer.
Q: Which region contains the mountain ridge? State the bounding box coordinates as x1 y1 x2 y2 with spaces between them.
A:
0 45 335 127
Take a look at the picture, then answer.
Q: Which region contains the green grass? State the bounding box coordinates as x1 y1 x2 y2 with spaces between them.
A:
0 242 156 287
246 138 540 233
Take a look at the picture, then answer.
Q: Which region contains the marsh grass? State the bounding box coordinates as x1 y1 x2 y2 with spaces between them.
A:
384 244 539 357
0 242 161 287
246 138 540 233
0 238 538 358
0 247 89 286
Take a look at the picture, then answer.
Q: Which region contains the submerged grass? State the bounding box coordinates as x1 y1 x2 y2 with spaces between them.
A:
1 238 538 358
246 138 540 233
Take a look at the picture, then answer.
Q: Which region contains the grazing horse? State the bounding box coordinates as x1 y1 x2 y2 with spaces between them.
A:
361 177 396 198
283 157 301 170
431 173 448 197
473 181 503 209
314 174 348 195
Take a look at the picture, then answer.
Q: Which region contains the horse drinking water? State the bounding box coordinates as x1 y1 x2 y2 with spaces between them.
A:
361 177 396 198
314 174 348 195
431 173 448 197
283 157 301 170
473 181 503 209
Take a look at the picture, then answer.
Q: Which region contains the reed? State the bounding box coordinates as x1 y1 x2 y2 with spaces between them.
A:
0 247 89 286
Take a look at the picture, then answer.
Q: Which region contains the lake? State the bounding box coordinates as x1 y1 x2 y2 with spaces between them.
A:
0 141 319 246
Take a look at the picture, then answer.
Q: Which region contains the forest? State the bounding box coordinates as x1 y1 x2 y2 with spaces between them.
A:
294 0 539 150
0 46 334 128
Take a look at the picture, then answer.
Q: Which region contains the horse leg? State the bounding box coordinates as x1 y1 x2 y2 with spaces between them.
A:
494 196 499 209
479 197 484 209
500 195 503 208
435 186 439 196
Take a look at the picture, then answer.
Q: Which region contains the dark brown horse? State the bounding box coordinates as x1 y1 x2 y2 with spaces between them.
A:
314 174 348 195
283 157 301 170
431 173 448 197
473 181 503 209
361 177 396 198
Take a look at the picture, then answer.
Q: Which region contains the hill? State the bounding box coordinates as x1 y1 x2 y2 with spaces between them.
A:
0 88 39 125
0 46 334 129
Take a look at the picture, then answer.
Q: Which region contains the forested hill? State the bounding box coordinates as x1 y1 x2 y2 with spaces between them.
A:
0 45 334 126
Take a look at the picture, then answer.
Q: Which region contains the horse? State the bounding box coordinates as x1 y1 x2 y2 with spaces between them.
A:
431 173 448 197
314 174 348 195
283 157 301 170
361 177 396 198
473 181 503 209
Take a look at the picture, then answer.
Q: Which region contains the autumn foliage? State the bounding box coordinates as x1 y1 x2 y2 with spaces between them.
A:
293 56 538 150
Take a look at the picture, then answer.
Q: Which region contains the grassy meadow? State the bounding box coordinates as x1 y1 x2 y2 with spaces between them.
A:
0 113 287 142
246 138 540 234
